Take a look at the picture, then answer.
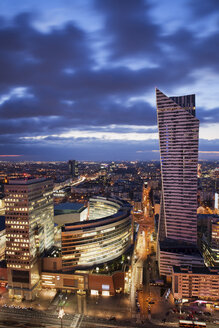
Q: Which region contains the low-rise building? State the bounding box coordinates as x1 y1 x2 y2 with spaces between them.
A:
158 240 204 279
89 272 124 296
41 271 88 292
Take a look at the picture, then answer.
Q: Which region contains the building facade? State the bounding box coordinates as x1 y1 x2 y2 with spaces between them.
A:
201 215 219 267
68 160 78 178
39 197 131 296
41 268 124 296
156 88 199 244
158 241 204 277
156 89 203 276
0 228 6 261
5 178 54 300
172 266 219 301
61 197 132 270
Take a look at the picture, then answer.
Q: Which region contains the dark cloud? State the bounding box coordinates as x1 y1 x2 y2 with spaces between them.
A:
0 136 161 161
164 27 219 72
94 0 219 74
0 98 156 135
0 2 218 160
189 0 219 17
0 13 93 89
94 0 162 61
198 107 219 124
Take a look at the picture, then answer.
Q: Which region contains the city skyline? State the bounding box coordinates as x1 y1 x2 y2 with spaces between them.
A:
0 0 219 161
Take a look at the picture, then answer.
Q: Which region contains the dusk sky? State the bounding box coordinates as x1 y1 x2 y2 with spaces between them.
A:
0 0 219 161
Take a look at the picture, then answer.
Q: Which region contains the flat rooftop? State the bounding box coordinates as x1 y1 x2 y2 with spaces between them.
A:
173 265 219 275
160 239 202 257
54 202 86 214
8 177 49 185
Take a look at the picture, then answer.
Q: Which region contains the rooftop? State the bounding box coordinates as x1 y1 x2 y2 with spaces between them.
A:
54 202 86 214
198 214 219 219
8 177 49 185
160 239 202 257
173 265 219 275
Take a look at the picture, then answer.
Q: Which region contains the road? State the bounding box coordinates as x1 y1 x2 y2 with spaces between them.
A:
0 306 180 328
132 202 173 326
53 176 86 191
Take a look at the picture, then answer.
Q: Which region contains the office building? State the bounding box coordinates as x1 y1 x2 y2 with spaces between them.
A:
68 160 78 178
157 88 199 243
201 215 219 266
41 196 131 295
61 197 132 270
0 217 6 261
156 89 203 276
5 178 54 300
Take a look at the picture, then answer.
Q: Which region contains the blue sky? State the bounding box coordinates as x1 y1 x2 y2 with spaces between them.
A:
0 0 219 161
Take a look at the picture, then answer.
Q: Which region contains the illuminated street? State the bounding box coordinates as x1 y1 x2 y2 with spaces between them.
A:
0 304 182 328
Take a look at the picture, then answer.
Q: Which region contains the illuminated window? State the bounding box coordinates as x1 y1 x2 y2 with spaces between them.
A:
102 291 110 296
91 290 98 296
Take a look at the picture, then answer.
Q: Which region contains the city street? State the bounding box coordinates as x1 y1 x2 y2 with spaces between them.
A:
0 285 189 328
0 305 182 328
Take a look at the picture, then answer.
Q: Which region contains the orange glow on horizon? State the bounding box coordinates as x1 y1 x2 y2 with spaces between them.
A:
0 155 22 157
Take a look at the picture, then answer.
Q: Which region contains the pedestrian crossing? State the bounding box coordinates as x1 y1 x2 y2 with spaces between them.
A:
70 314 83 328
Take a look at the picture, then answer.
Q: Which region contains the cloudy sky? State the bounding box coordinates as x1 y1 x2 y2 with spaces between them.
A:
0 0 219 161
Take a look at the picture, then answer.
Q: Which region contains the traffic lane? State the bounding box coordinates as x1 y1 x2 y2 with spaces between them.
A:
139 284 176 323
81 315 178 328
0 307 73 327
0 306 179 328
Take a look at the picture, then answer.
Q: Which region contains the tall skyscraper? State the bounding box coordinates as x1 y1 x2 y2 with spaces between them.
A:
5 178 54 300
68 160 78 178
156 89 203 276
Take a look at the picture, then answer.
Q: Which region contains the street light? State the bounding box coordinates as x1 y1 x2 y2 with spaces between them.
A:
58 307 65 328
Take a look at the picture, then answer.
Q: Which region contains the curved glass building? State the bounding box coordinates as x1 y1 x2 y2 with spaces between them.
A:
61 197 132 270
